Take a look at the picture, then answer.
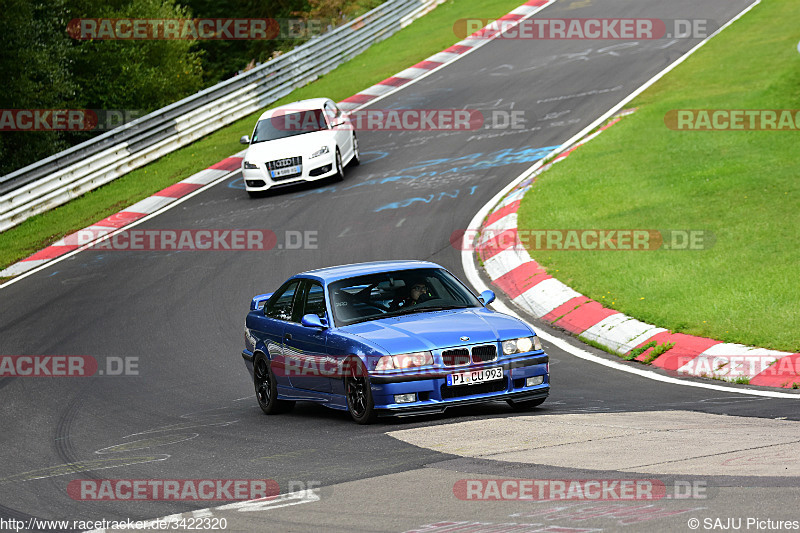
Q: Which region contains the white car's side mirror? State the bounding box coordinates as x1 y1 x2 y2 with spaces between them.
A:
239 135 251 145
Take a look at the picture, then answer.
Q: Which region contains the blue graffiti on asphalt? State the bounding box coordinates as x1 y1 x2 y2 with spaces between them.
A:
227 145 556 202
400 146 557 173
375 186 479 212
291 145 557 198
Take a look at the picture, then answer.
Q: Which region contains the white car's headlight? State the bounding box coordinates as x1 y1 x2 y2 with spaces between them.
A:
310 146 330 158
502 336 538 355
375 351 433 371
243 161 258 169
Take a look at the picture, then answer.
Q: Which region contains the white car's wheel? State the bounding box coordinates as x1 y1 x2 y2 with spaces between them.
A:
335 148 344 181
350 133 360 166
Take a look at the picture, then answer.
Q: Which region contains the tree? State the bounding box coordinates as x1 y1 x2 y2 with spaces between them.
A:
0 0 204 176
0 0 75 175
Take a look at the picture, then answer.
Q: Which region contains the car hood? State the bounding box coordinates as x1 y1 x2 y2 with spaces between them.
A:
340 308 533 354
244 131 335 162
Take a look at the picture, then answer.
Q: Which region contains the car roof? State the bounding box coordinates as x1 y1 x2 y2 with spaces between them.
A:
296 260 444 284
257 98 332 121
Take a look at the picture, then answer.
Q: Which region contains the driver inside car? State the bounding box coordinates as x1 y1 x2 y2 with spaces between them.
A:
390 280 431 310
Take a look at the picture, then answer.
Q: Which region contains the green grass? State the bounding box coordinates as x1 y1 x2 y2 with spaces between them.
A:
517 0 800 352
0 0 525 272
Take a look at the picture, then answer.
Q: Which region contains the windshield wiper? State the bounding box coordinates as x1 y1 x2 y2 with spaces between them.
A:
399 305 471 315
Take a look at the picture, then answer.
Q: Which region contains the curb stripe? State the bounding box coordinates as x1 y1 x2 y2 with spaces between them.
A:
554 300 618 335
632 332 720 370
484 200 521 226
341 93 378 105
94 211 147 228
750 354 800 387
23 245 80 262
155 182 204 198
411 60 444 69
474 105 798 388
477 229 518 260
209 157 243 171
491 261 551 299
443 45 472 55
378 76 412 87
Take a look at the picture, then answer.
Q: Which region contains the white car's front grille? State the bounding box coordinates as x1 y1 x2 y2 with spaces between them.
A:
266 156 302 180
266 156 302 170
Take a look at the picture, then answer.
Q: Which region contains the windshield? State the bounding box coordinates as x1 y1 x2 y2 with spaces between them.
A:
252 109 327 143
328 268 482 327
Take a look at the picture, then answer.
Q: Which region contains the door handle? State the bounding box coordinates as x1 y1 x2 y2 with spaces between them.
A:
284 333 292 341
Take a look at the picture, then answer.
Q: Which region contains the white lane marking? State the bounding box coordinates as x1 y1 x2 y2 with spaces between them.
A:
461 0 800 400
0 169 239 290
85 490 320 532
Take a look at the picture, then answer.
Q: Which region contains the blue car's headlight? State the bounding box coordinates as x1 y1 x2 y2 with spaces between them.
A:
310 146 330 158
243 161 258 169
502 336 540 355
375 351 433 371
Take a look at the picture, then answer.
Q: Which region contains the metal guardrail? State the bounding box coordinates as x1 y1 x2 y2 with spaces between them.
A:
0 0 441 233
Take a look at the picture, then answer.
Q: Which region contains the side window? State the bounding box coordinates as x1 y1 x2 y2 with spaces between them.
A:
323 102 338 126
264 280 300 321
303 282 327 319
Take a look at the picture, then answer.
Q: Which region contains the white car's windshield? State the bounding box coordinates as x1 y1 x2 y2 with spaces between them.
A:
252 110 327 143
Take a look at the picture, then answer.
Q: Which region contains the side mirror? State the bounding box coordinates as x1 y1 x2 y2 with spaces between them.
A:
479 289 496 306
239 135 251 145
301 314 327 328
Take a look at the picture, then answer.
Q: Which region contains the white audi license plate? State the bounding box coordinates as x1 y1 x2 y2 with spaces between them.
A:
447 367 503 386
271 166 300 178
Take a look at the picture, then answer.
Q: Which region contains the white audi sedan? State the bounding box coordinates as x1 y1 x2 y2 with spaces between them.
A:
239 98 360 196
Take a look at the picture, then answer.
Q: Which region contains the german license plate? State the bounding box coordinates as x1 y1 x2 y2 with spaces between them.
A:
447 367 503 386
271 166 300 178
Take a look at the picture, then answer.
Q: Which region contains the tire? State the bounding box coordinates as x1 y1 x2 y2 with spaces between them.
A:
334 148 344 182
345 364 376 424
247 190 259 199
254 355 294 415
349 133 360 166
507 397 546 411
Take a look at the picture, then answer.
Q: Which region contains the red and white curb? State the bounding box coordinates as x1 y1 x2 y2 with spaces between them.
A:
337 0 554 112
475 112 799 389
0 155 244 278
0 0 557 281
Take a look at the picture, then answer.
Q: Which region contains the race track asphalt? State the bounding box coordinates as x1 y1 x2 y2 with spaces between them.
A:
3 0 797 530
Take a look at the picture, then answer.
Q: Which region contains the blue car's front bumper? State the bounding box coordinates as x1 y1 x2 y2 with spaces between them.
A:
369 354 549 417
241 350 549 417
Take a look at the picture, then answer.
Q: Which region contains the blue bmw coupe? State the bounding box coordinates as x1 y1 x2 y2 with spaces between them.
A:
242 260 549 423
